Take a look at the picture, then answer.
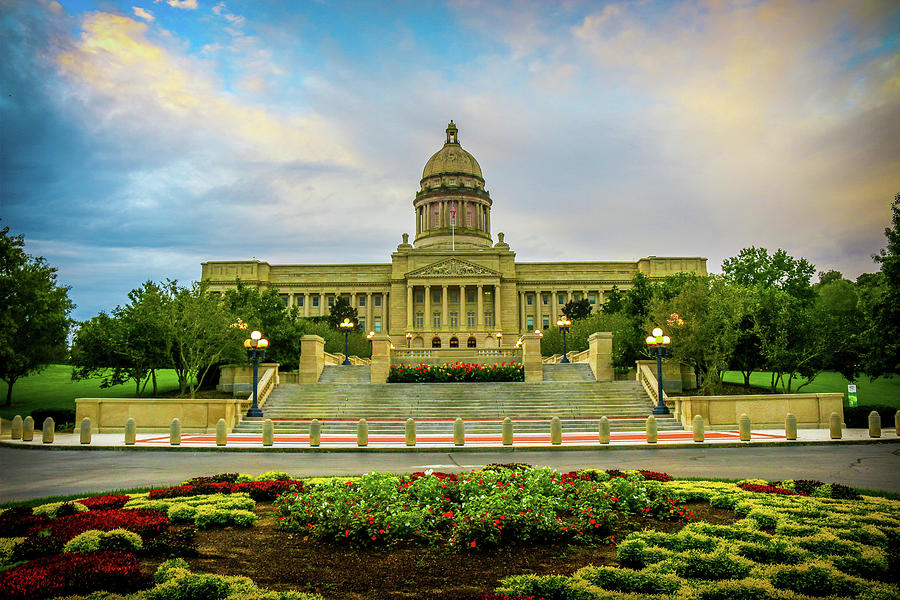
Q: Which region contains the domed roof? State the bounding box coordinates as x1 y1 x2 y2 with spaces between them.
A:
422 121 483 180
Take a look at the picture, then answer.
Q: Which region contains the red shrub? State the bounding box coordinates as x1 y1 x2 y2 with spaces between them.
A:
0 551 143 600
0 513 51 537
29 509 169 541
558 472 592 484
149 482 233 499
638 470 673 482
739 483 806 496
232 480 303 501
78 494 130 511
410 471 458 482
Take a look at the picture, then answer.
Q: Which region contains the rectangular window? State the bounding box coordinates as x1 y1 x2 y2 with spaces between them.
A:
467 312 475 327
298 296 304 307
589 293 597 305
543 318 550 330
375 295 382 307
415 313 424 328
280 295 289 307
526 316 534 330
558 293 566 305
542 294 549 305
485 312 494 327
312 296 320 307
358 317 366 330
526 295 533 306
359 296 366 307
328 295 335 307
433 290 441 303
433 312 441 328
450 312 458 328
374 317 382 333
450 290 458 302
574 292 582 301
467 289 475 302
415 291 423 303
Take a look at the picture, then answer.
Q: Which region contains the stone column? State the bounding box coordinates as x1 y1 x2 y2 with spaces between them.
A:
424 284 431 332
460 285 467 329
370 334 392 383
299 335 325 383
407 285 413 331
519 291 526 332
477 284 484 328
366 292 373 332
384 292 389 330
551 291 558 323
522 332 543 382
441 284 448 330
494 282 502 331
304 293 310 317
319 293 325 316
535 291 543 331
588 332 613 382
288 293 294 308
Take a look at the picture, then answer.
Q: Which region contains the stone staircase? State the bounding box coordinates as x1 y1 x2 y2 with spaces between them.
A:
234 375 682 435
542 363 595 381
317 365 371 384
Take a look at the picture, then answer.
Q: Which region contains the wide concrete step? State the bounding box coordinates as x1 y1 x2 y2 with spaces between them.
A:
318 365 370 384
542 363 596 381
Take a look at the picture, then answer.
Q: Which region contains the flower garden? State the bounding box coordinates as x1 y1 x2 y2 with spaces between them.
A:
387 362 525 383
0 466 897 600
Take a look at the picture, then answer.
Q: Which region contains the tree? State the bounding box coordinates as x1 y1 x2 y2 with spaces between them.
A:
562 298 592 321
722 246 816 305
222 281 305 367
601 285 623 314
0 225 74 406
327 297 360 331
817 270 845 286
861 193 900 378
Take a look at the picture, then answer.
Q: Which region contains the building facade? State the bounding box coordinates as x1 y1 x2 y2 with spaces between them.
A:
201 121 707 349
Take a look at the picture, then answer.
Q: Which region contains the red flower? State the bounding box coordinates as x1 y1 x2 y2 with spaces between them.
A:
470 540 476 547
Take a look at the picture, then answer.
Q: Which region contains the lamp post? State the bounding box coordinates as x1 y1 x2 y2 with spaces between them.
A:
406 332 412 348
557 316 571 363
645 327 671 415
339 318 354 365
496 332 502 348
244 330 269 418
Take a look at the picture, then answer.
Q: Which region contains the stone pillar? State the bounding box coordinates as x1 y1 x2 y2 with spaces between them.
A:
441 284 448 331
739 414 751 441
23 416 34 441
453 418 465 446
370 334 392 383
124 418 136 445
598 416 610 444
288 293 294 308
519 291 526 332
494 283 502 331
357 419 368 446
829 412 842 439
521 332 543 382
299 335 326 383
304 293 310 317
42 418 54 444
319 293 325 316
366 292 373 332
692 415 704 442
460 285 467 330
80 417 91 445
536 291 543 331
785 413 797 440
263 419 274 446
424 284 432 332
551 291 558 323
170 418 181 446
868 411 881 438
551 417 562 445
646 415 657 443
309 419 321 447
477 284 484 328
405 418 416 446
587 332 613 382
502 417 513 446
216 419 227 446
384 292 389 330
407 285 413 331
11 415 22 439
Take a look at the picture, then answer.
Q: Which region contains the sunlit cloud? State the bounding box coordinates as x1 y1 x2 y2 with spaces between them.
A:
157 0 197 10
131 6 153 21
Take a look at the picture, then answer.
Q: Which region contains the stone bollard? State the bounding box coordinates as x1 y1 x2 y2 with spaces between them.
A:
357 419 368 447
170 418 181 446
598 416 610 445
42 418 54 444
453 417 465 446
124 418 136 445
502 417 513 446
692 415 705 442
11 415 23 440
868 411 881 438
646 415 658 444
829 412 842 439
405 418 416 447
895 410 900 436
216 418 227 447
785 413 797 440
551 416 562 445
80 417 91 445
309 419 321 447
263 419 274 446
739 413 751 442
23 416 34 442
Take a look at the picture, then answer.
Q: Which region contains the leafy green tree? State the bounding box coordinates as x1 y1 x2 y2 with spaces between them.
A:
861 193 900 378
722 246 816 305
222 281 305 367
601 285 623 314
327 297 361 331
0 225 74 406
561 298 592 321
817 269 845 286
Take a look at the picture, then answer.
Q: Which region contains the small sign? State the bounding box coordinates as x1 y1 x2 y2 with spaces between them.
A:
847 384 858 408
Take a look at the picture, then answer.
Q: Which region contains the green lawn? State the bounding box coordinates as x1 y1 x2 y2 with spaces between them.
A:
722 370 899 408
0 364 182 420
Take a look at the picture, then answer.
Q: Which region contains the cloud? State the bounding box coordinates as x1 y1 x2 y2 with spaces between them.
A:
132 6 154 21
158 0 198 9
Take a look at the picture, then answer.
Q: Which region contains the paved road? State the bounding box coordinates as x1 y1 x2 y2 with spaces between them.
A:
2 443 899 502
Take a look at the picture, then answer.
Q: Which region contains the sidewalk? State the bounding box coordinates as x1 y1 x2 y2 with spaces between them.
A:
3 427 897 452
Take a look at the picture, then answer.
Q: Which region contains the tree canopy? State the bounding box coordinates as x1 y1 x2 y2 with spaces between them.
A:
561 298 592 321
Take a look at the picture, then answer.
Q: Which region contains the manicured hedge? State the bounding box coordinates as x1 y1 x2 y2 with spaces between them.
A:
27 508 169 542
0 550 143 600
388 362 524 382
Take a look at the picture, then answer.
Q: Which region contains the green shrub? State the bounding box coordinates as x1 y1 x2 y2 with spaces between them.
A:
63 529 142 553
495 573 600 600
154 558 191 583
255 471 293 482
0 537 24 568
686 522 772 545
696 577 799 600
811 484 833 498
167 504 198 524
11 529 64 560
734 538 805 564
576 564 681 594
671 548 754 580
194 508 257 529
146 572 231 600
838 524 888 547
33 501 89 518
709 494 738 510
769 561 865 597
746 508 779 530
831 547 890 580
774 523 817 537
234 473 255 483
615 538 673 568
794 532 860 557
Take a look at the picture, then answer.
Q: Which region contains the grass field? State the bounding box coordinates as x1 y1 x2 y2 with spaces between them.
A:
722 370 899 408
0 364 182 420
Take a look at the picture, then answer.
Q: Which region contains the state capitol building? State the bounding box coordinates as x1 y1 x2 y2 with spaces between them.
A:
202 121 707 349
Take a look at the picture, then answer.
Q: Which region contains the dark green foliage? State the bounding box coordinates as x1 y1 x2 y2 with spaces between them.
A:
861 193 900 378
734 539 805 564
721 246 816 305
770 563 864 597
497 574 598 600
221 281 306 367
696 579 781 600
326 297 360 331
146 572 231 600
843 405 897 429
561 298 591 321
141 527 197 558
832 551 889 580
601 285 623 314
28 409 75 429
671 548 754 580
11 530 64 561
577 565 681 594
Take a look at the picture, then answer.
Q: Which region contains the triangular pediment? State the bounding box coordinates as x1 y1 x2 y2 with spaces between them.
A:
406 258 500 278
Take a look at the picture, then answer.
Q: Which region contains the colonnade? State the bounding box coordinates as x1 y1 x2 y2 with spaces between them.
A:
285 291 389 332
517 288 604 332
405 283 500 332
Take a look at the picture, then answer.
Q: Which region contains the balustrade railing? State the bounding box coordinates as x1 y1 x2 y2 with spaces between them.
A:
637 362 678 418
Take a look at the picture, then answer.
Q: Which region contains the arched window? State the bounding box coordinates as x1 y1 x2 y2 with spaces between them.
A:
467 336 477 348
432 337 442 348
449 337 459 348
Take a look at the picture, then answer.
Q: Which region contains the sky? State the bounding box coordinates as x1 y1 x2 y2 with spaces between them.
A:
1 0 898 323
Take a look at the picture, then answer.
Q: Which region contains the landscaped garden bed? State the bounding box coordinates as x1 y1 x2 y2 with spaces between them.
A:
0 467 897 599
388 362 524 382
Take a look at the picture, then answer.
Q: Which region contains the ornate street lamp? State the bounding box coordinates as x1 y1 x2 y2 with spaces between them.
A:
243 330 269 418
557 316 572 363
496 332 502 348
339 318 354 365
406 332 412 348
645 327 671 415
